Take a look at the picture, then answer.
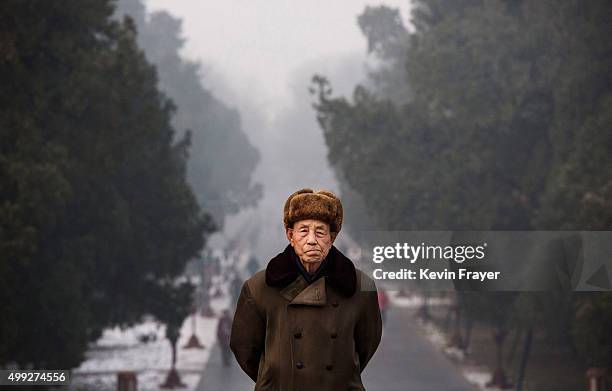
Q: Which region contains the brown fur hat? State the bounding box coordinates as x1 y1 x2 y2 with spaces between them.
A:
283 188 343 233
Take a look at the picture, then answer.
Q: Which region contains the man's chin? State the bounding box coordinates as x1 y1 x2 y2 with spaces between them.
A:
301 256 322 263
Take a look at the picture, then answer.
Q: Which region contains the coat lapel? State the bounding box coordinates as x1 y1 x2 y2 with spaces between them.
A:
279 275 309 302
289 277 327 306
279 275 327 306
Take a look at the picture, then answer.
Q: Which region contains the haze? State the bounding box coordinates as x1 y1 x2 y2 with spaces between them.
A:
145 0 411 263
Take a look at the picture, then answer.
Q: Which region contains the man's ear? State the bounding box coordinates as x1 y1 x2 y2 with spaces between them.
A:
286 227 294 243
331 232 338 243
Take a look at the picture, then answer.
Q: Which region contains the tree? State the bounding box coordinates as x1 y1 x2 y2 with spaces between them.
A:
115 0 262 228
357 5 411 104
312 0 612 386
149 279 194 388
0 0 213 368
572 292 612 368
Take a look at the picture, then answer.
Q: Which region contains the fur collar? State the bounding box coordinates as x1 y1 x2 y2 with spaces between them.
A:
265 244 357 297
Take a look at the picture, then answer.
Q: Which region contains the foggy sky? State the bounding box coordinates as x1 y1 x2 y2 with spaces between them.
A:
146 0 410 111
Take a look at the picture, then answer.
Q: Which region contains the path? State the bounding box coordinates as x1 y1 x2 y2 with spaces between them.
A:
195 306 476 391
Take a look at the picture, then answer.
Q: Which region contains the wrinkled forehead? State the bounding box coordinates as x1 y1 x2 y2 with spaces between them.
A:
293 219 330 230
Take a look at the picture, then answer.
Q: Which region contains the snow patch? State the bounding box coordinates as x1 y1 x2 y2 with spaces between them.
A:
387 291 452 308
70 293 231 390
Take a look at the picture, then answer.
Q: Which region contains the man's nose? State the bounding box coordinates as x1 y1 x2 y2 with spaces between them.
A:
306 231 317 244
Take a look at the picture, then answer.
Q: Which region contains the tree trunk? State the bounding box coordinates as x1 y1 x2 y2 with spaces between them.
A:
486 326 513 389
418 291 431 320
463 316 473 352
444 301 453 333
171 339 176 368
449 304 464 349
506 326 524 367
516 328 533 391
160 337 186 388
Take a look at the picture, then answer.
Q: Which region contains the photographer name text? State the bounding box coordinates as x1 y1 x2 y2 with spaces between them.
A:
372 268 500 281
370 242 501 281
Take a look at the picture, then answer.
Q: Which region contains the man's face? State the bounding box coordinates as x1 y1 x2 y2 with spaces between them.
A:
286 219 336 273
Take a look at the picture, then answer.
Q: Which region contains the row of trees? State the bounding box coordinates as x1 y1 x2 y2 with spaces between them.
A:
312 0 611 387
115 0 262 227
0 0 257 370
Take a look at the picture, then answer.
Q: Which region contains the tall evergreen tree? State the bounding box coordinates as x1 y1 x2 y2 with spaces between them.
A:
0 0 212 368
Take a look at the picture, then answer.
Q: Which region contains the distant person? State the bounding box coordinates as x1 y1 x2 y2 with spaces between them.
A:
377 289 390 324
217 309 233 367
230 188 382 390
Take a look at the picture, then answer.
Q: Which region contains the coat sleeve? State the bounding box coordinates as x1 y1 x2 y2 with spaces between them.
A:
230 281 266 382
354 280 383 372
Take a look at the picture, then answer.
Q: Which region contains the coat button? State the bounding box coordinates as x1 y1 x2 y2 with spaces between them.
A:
332 302 339 307
296 361 304 369
294 332 302 339
330 332 338 339
326 364 333 371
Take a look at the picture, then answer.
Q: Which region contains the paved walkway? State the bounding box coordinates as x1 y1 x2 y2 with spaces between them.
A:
195 306 476 391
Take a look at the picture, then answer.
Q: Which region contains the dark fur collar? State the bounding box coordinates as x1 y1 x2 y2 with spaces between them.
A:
265 244 357 297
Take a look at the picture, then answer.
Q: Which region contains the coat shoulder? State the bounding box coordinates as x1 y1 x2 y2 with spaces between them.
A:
243 270 269 299
246 269 267 284
355 268 378 293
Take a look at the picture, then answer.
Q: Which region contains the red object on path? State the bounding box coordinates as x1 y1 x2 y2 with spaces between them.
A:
377 290 389 310
117 371 137 391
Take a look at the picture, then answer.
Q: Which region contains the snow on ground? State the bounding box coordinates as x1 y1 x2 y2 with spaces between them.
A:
417 318 449 350
387 290 452 308
70 292 230 390
462 367 516 391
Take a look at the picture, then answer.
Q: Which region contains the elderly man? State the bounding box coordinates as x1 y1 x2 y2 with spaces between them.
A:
230 188 382 391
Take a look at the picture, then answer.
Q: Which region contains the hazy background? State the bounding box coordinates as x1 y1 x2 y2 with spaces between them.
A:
146 0 411 262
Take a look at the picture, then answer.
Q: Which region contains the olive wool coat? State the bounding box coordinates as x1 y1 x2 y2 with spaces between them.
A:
230 244 382 391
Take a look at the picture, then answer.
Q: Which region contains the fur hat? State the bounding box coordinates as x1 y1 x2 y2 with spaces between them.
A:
283 188 343 233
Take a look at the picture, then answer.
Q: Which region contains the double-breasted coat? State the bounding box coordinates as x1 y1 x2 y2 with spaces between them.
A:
230 244 382 391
